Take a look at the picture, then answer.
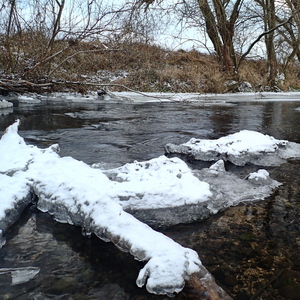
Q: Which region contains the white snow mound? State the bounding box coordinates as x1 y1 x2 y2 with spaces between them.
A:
165 130 300 166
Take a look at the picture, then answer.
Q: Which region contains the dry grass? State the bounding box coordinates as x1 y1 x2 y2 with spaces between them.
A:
1 35 300 93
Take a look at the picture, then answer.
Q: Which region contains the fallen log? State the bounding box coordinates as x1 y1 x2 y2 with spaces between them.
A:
0 78 53 94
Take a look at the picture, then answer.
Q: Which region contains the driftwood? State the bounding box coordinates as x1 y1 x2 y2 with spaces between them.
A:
0 79 53 94
185 269 233 299
0 78 172 101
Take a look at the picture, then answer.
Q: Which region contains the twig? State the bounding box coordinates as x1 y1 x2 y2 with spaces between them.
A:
0 78 53 93
250 269 284 300
48 48 123 77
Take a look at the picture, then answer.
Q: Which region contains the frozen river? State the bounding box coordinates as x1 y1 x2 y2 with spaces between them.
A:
0 93 300 299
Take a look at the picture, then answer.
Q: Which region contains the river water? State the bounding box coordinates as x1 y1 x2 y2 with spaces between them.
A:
0 97 300 299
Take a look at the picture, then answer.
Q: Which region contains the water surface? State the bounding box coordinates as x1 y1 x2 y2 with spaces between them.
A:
1 98 300 299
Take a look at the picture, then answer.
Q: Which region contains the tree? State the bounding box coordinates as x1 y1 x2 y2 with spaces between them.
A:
136 0 300 86
255 0 278 86
3 0 18 71
197 0 244 73
276 0 300 70
0 0 128 78
138 0 244 73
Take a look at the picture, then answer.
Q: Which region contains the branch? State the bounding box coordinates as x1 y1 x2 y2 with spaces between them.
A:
48 48 123 77
23 46 70 77
0 79 53 93
236 15 294 71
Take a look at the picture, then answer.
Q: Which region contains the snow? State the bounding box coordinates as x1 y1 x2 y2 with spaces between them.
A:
101 156 212 210
165 130 300 166
0 99 13 108
0 121 209 295
248 169 271 185
2 91 300 105
0 121 288 295
0 173 30 219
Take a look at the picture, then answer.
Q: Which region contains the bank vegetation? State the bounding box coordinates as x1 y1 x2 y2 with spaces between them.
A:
1 0 300 95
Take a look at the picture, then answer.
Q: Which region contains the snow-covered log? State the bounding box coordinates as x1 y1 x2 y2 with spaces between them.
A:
165 130 300 166
0 120 232 298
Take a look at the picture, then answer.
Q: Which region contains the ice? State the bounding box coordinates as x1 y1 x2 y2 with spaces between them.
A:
2 91 300 106
194 160 280 214
0 121 284 296
0 121 208 295
0 99 13 108
17 94 41 103
0 174 32 248
165 130 300 166
98 158 280 227
0 267 40 285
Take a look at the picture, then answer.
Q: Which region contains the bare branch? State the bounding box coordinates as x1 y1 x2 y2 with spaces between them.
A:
236 15 294 71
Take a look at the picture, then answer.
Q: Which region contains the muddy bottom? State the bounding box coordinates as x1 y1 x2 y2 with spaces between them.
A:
165 160 300 300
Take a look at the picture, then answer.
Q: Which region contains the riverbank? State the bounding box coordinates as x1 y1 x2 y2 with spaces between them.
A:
1 42 300 96
1 91 300 107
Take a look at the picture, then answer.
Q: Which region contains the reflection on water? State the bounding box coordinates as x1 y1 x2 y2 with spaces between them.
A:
1 99 300 299
2 100 300 165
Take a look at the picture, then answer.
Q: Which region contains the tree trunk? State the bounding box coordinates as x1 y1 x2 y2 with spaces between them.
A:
266 0 277 86
5 0 16 72
258 0 277 87
197 0 241 73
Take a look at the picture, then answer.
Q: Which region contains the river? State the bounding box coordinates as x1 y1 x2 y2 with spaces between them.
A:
0 96 300 299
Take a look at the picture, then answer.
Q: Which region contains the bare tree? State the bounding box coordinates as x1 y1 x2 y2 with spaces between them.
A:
254 0 278 86
197 0 244 72
0 0 129 79
4 0 18 71
276 0 300 70
137 0 245 73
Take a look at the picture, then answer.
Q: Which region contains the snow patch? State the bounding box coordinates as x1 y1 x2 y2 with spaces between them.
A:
0 99 13 108
165 130 300 166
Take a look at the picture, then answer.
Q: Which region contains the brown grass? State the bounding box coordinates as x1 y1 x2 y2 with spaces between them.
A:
1 35 300 93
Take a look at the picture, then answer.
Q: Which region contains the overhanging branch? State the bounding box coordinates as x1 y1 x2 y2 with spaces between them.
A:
236 15 294 71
